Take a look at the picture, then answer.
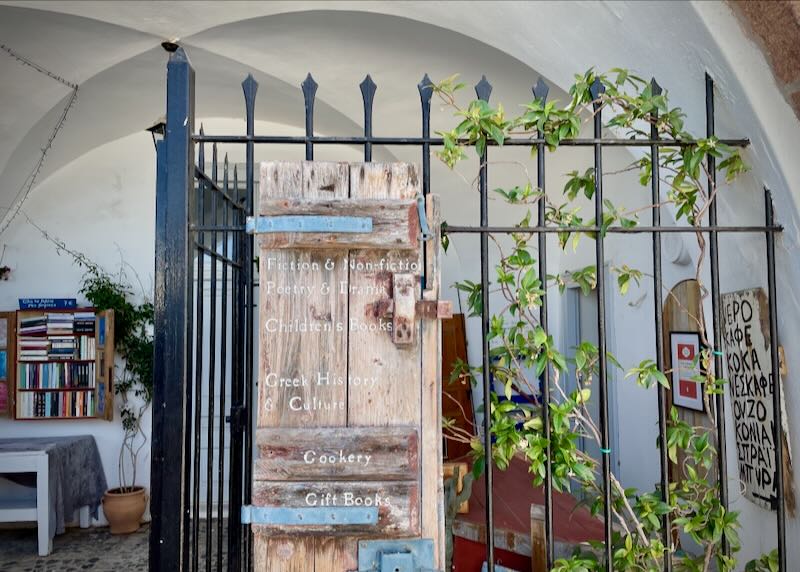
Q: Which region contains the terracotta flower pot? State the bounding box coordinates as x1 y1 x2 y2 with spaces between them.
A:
103 486 147 534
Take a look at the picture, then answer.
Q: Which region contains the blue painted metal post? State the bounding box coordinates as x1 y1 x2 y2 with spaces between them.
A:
150 46 195 572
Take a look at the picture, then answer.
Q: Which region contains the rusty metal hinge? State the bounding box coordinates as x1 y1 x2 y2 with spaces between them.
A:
377 273 452 347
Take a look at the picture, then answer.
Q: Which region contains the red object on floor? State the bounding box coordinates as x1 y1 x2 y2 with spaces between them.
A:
453 456 605 571
453 537 531 572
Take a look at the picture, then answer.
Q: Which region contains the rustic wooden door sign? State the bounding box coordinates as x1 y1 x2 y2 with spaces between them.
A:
247 162 448 571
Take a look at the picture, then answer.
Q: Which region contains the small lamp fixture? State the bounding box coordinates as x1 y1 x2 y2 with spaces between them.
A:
146 116 166 151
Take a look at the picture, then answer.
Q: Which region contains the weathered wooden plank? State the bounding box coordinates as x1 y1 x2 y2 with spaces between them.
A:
421 194 445 568
251 481 420 537
254 426 419 481
531 504 546 571
314 538 357 572
257 198 419 251
347 163 422 427
253 534 314 572
256 161 350 570
258 162 349 429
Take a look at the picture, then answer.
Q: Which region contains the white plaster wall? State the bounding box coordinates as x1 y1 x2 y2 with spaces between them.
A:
0 130 155 525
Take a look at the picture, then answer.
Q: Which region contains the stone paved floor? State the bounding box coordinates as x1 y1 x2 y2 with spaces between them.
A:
0 524 148 572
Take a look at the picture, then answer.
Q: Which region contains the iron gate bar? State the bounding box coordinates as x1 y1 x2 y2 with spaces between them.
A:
765 188 787 570
191 135 750 147
649 78 672 572
153 46 790 572
243 74 258 572
419 74 433 291
589 78 614 572
228 158 246 572
152 46 197 572
705 75 729 558
191 224 783 234
150 137 169 571
196 168 246 210
217 155 230 572
302 74 317 161
193 242 243 269
192 127 207 572
532 76 555 571
473 75 496 572
361 75 376 162
444 225 783 234
206 142 219 572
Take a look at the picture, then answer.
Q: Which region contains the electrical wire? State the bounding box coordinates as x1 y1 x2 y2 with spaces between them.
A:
0 44 79 236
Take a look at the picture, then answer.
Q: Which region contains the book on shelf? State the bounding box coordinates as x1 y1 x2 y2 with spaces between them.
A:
19 316 46 335
74 312 95 334
19 339 48 347
18 362 96 389
13 308 113 421
46 312 74 335
16 389 96 418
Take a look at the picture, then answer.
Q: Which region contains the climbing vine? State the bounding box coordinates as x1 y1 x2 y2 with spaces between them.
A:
433 68 772 571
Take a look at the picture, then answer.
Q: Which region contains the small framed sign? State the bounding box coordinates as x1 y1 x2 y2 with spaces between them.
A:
670 331 704 412
19 298 77 310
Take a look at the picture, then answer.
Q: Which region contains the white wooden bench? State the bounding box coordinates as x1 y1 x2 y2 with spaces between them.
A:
0 449 90 556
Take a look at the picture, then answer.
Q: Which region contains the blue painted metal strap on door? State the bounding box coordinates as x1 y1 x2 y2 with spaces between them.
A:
245 215 372 234
416 195 432 241
240 505 378 526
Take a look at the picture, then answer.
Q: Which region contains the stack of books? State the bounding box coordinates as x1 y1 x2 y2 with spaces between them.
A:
47 313 74 335
74 312 95 334
49 335 76 360
19 316 46 335
18 362 96 389
19 337 49 361
16 390 96 418
77 335 95 360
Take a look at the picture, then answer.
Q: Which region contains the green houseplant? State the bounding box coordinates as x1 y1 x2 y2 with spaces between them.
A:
80 265 154 534
34 226 156 534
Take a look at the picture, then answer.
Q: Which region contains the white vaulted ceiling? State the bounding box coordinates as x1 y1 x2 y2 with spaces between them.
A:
0 0 799 238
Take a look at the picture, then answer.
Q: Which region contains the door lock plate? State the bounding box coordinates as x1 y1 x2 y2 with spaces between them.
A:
357 539 439 572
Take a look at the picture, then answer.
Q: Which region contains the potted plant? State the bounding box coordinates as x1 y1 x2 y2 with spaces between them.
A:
80 266 154 534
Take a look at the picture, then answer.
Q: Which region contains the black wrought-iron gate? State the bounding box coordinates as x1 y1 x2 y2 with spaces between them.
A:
150 47 787 572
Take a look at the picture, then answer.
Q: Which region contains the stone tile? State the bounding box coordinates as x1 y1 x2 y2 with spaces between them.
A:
0 521 229 571
0 525 148 572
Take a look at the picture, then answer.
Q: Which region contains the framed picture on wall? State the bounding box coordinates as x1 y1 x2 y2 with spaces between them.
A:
670 331 705 412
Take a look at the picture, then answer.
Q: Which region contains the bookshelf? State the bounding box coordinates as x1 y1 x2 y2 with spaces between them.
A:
0 312 14 417
13 308 114 421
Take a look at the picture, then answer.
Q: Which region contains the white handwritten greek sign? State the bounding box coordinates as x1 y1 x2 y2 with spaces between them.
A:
722 288 785 510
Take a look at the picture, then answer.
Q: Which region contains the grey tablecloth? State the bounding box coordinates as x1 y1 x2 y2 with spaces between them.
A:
0 435 107 536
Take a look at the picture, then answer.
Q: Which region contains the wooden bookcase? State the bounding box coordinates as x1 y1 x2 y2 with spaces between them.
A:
12 308 114 421
0 311 15 418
